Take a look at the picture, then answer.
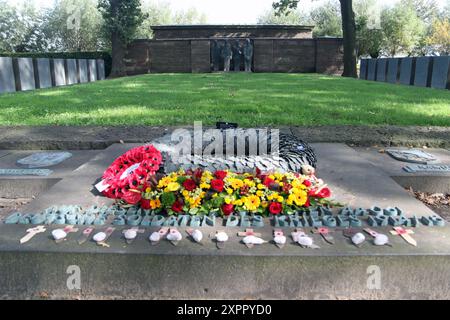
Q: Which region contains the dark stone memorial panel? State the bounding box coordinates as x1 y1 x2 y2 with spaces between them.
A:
53 59 66 86
386 58 400 84
36 58 52 89
367 59 377 81
360 59 368 80
376 59 387 82
430 56 450 89
414 57 431 87
0 57 15 93
66 59 78 85
78 59 88 83
97 59 105 80
17 58 35 91
399 58 413 85
88 59 97 82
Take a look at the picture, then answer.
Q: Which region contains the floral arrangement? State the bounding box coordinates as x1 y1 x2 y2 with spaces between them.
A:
100 146 333 216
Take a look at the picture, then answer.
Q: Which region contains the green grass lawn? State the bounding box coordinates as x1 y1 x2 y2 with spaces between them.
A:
0 73 448 126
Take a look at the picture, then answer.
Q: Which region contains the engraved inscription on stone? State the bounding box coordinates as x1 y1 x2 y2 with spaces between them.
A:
17 152 72 168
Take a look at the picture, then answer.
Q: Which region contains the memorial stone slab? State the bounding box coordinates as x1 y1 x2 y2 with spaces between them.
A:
399 57 413 85
376 59 387 82
403 164 450 173
430 56 450 89
78 59 88 83
386 58 400 84
0 168 53 176
0 57 15 93
359 59 368 80
66 59 78 85
414 56 431 87
17 152 73 168
97 59 105 80
36 58 52 89
386 148 439 164
367 59 377 81
53 59 66 86
17 58 35 91
88 59 97 82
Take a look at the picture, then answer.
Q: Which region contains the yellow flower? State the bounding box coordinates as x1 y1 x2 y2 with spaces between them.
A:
145 187 151 193
166 182 180 192
288 190 307 206
243 179 255 187
233 199 243 206
224 197 232 204
244 195 260 212
226 188 233 195
229 178 244 190
182 190 189 197
157 176 172 188
150 199 161 209
200 182 210 189
261 201 268 208
257 183 265 190
256 190 264 197
189 197 202 208
277 196 284 203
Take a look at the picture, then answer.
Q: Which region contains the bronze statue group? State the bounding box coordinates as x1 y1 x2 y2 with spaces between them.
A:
211 39 253 72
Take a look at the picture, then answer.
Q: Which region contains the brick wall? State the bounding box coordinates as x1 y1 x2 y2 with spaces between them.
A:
124 38 344 75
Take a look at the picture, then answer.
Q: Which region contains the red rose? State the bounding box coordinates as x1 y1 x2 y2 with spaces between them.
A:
221 204 234 216
214 170 227 180
317 187 331 198
171 200 184 213
211 179 224 192
263 177 275 188
121 189 142 205
303 179 311 187
268 202 283 215
183 179 197 191
140 199 151 209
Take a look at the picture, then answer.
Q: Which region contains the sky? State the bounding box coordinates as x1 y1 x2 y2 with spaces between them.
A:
6 0 448 24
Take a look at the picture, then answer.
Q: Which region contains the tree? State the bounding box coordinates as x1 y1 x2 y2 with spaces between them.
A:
310 1 342 37
426 19 450 55
43 0 107 52
354 0 384 58
136 1 207 39
98 0 147 77
257 8 311 25
273 0 357 78
381 3 425 56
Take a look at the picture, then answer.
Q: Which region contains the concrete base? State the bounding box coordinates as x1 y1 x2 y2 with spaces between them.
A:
1 142 450 299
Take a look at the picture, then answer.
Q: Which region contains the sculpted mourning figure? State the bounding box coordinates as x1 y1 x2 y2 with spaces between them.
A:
243 38 253 72
232 40 242 72
211 40 221 72
222 40 232 72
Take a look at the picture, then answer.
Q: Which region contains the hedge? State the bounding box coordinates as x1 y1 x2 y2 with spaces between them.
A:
0 51 112 77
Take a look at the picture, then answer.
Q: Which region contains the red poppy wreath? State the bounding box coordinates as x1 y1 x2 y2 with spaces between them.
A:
99 145 162 204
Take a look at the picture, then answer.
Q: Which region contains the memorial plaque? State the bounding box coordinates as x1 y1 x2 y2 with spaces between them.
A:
17 58 36 91
430 56 450 89
97 59 105 80
386 148 439 164
36 58 52 89
359 59 368 80
88 59 97 81
386 58 400 84
0 168 53 176
403 164 450 173
17 152 72 168
0 57 15 93
66 59 78 85
53 59 66 86
414 56 431 87
375 59 387 82
399 57 413 85
367 59 377 81
78 59 88 83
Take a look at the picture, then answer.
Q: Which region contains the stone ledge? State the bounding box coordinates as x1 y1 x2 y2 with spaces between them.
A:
0 125 449 150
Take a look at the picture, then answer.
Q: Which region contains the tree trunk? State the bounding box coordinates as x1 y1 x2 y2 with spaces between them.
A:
109 0 126 78
340 0 357 78
110 31 126 78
